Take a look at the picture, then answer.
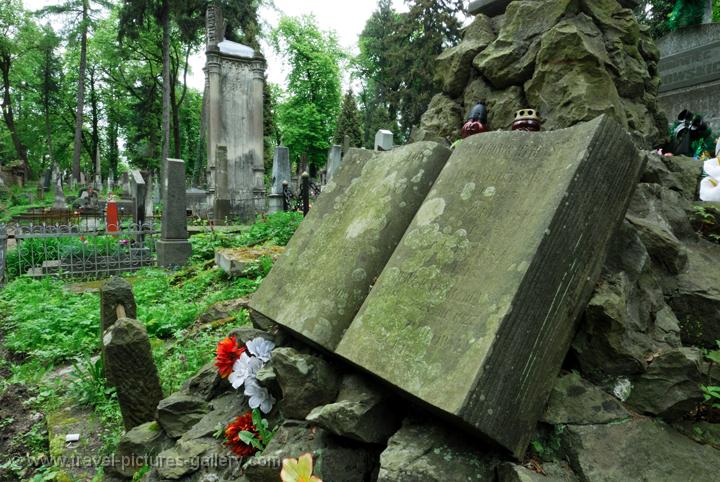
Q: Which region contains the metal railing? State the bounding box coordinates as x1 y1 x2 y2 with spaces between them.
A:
5 221 159 281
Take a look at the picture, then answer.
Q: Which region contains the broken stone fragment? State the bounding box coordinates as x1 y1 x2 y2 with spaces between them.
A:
243 420 375 482
626 347 713 420
377 417 498 481
306 374 402 444
541 372 629 426
272 347 340 419
108 421 172 479
560 419 720 481
156 393 210 439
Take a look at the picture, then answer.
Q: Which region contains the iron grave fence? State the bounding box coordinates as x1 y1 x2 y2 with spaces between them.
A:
5 221 159 281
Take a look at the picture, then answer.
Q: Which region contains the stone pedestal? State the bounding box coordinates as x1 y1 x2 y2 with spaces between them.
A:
214 146 231 224
157 159 191 267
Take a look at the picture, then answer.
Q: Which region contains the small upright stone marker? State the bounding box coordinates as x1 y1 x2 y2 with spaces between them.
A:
326 145 343 182
157 159 192 267
374 130 394 151
130 170 146 225
268 146 291 214
103 317 164 430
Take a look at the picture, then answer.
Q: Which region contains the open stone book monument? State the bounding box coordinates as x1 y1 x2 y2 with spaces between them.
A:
250 115 643 457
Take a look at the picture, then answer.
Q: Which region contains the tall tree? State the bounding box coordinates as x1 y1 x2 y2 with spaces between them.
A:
271 15 343 171
0 0 32 176
37 25 61 169
334 89 363 148
355 0 465 140
40 0 111 182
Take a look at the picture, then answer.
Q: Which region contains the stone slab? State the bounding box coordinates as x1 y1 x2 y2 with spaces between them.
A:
157 239 192 268
253 116 641 458
250 143 451 350
336 116 641 458
658 40 720 93
214 246 285 276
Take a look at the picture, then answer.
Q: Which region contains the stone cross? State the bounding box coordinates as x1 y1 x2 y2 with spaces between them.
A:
326 145 343 182
268 146 290 214
374 130 394 151
157 159 192 267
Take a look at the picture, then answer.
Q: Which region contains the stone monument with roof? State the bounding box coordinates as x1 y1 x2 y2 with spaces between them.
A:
204 5 266 222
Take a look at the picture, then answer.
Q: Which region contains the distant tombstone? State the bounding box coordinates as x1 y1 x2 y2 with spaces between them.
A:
121 172 130 194
657 14 720 132
80 172 86 185
108 172 115 192
374 130 394 151
214 145 231 224
326 145 343 182
103 317 164 430
343 135 351 155
157 159 192 267
0 224 6 287
268 146 290 214
129 170 146 225
186 187 210 218
144 172 154 218
42 169 52 191
52 177 67 210
205 4 266 223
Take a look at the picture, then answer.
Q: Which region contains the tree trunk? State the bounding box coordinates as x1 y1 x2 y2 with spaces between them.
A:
71 0 89 183
90 67 99 177
160 0 171 198
43 48 55 168
0 55 30 178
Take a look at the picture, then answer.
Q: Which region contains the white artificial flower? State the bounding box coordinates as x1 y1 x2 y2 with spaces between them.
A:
244 378 275 414
700 158 720 202
228 352 263 389
246 337 275 363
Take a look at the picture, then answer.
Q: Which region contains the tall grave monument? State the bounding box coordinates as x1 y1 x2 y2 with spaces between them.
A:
204 5 266 222
657 1 720 132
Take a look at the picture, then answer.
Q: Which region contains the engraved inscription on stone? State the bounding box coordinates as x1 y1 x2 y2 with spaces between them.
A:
659 40 720 93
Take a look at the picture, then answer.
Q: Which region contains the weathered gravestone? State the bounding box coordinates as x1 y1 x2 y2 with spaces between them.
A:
326 145 343 182
657 13 720 132
103 317 164 430
100 277 163 430
52 176 67 211
157 159 192 267
204 4 266 222
268 146 291 214
250 116 643 458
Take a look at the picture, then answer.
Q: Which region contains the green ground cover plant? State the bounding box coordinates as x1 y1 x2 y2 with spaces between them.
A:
0 211 302 477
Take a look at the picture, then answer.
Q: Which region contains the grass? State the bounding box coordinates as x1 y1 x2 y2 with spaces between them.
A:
0 211 301 478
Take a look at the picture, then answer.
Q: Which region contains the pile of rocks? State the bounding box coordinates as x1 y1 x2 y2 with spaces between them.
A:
414 0 666 148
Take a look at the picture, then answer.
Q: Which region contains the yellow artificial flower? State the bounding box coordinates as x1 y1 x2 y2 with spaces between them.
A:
280 453 322 482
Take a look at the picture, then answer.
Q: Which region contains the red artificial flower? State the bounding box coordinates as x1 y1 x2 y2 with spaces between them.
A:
224 411 261 457
215 336 246 379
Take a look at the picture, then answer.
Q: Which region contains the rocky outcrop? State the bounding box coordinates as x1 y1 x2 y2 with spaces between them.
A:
419 0 666 147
